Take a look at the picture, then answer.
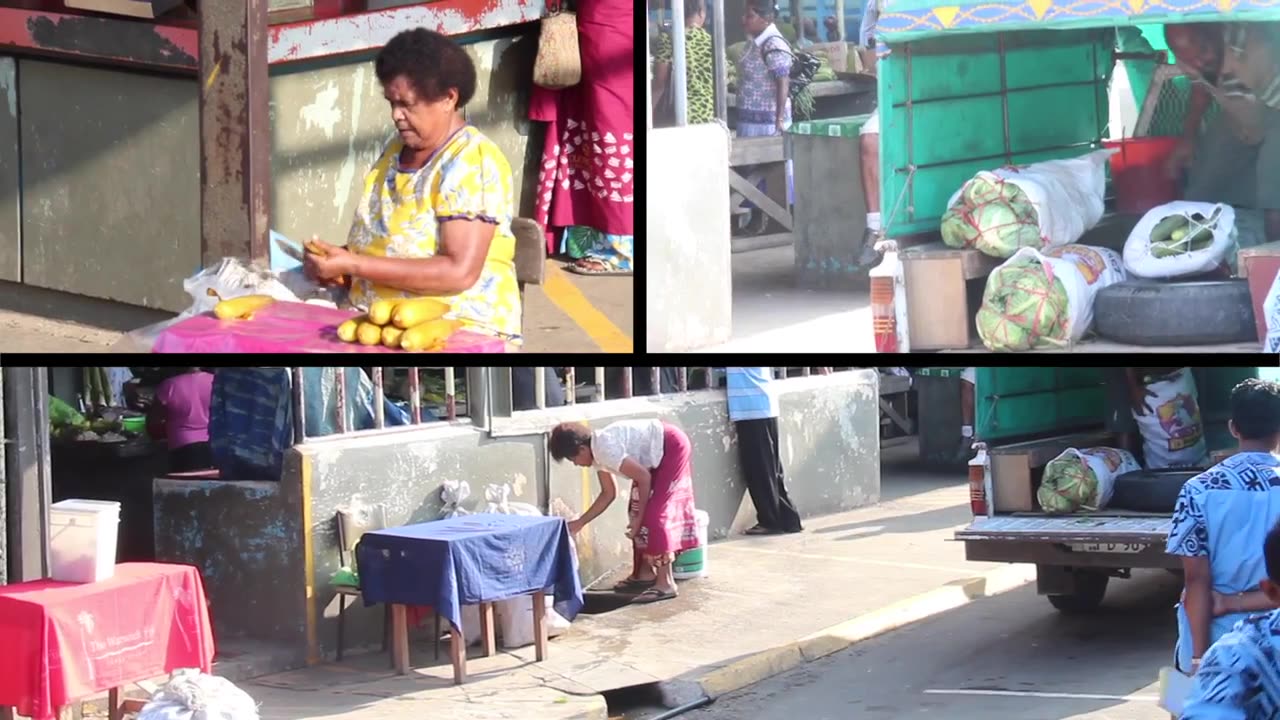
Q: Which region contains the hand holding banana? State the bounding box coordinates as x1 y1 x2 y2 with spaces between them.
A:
303 236 356 287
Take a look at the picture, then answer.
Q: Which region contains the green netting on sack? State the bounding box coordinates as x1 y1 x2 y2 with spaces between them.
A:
941 176 1042 258
1037 453 1099 514
975 261 1070 352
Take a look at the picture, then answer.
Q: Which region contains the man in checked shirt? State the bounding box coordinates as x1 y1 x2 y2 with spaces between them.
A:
1165 23 1280 241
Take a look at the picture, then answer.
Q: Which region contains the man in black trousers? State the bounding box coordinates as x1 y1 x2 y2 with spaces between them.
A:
727 367 803 535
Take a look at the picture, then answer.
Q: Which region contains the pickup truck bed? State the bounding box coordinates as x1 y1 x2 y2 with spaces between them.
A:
956 515 1172 544
957 514 1181 576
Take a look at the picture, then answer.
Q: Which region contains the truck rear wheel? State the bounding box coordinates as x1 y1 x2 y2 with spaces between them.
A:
1046 571 1109 613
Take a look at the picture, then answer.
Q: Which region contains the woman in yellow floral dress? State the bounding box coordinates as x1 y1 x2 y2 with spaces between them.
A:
304 28 522 346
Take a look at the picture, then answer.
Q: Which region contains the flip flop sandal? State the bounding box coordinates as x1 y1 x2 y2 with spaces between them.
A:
612 578 656 593
564 260 634 277
631 588 677 604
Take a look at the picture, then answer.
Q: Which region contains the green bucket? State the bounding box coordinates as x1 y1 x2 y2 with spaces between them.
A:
673 510 709 581
673 546 705 579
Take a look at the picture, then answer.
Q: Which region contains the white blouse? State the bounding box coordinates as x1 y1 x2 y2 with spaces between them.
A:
592 419 665 474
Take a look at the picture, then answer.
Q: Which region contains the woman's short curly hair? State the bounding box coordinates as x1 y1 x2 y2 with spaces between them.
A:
549 423 593 463
375 28 477 107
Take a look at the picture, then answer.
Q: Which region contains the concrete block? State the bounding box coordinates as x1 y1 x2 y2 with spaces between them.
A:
647 123 733 351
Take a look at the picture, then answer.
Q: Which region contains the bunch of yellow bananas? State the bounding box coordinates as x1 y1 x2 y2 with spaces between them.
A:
335 298 461 352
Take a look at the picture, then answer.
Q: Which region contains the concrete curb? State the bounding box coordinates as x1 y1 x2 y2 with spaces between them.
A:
693 564 1037 700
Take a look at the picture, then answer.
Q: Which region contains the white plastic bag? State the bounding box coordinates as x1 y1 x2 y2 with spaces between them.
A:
1135 368 1208 469
113 257 338 352
981 244 1126 350
1266 270 1280 353
440 480 472 518
945 150 1112 255
1123 201 1237 279
483 484 542 517
1039 447 1140 513
495 595 572 649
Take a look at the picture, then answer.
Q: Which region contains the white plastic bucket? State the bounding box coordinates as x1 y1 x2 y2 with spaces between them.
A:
49 499 121 583
673 510 710 580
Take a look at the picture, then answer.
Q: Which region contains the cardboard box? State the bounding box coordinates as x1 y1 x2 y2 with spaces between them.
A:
1238 242 1280 344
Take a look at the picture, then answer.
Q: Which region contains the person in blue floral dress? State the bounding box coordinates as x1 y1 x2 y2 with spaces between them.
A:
1167 378 1280 677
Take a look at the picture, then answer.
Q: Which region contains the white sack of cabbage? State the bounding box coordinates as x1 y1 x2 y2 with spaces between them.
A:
1037 447 1140 514
941 150 1113 258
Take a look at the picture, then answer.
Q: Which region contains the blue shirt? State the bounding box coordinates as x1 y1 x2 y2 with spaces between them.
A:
1167 452 1280 672
1182 610 1280 720
726 367 779 422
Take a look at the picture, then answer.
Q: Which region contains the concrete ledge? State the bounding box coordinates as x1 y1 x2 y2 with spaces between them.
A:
691 564 1037 701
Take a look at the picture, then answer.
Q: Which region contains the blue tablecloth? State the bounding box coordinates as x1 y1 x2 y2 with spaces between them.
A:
356 514 583 633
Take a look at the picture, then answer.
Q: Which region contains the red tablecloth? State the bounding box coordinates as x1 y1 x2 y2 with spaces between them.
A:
152 301 508 354
0 563 215 719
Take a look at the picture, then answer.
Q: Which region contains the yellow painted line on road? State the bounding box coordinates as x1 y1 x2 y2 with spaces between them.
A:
541 261 633 353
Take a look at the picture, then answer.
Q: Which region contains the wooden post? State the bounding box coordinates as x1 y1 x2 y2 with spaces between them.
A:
532 591 548 662
108 688 121 720
479 602 497 657
450 625 467 684
390 604 410 675
198 0 271 267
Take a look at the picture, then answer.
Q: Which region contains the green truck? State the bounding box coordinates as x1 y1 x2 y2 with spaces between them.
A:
953 366 1280 612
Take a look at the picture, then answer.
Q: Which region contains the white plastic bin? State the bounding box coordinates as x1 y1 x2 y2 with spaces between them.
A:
49 499 121 583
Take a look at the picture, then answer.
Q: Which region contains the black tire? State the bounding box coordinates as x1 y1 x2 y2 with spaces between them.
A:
1093 279 1255 346
1108 469 1199 514
1047 571 1110 613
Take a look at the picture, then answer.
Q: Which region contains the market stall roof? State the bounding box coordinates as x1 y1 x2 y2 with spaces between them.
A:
876 0 1280 42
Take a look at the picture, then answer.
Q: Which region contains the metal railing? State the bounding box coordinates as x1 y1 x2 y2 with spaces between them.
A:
289 367 859 441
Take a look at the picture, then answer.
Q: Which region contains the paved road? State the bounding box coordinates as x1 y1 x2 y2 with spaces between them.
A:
691 569 1183 720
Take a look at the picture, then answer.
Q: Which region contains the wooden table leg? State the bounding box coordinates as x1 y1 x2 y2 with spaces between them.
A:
390 603 410 675
532 591 548 662
108 688 121 720
479 602 497 657
450 624 467 685
1 706 14 720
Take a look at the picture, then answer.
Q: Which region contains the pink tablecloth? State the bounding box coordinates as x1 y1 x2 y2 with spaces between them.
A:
153 302 508 354
0 563 215 720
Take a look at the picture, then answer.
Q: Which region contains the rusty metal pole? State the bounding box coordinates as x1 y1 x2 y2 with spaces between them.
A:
372 367 386 429
199 0 271 267
408 368 422 424
444 367 457 420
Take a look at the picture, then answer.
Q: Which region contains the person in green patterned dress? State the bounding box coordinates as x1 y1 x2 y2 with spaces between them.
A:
652 0 715 126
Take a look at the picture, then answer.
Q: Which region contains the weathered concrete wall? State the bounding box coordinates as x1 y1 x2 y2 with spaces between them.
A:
290 370 881 657
648 123 732 351
153 476 306 660
0 57 19 283
18 59 201 309
6 26 539 312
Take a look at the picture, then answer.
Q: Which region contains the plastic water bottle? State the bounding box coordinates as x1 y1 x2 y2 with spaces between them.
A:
968 442 989 516
869 239 910 353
